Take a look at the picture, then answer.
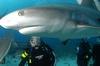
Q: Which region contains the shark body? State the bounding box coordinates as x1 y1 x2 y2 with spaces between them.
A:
0 5 100 41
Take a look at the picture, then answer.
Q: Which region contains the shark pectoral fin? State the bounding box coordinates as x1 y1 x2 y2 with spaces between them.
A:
72 25 100 38
77 24 100 29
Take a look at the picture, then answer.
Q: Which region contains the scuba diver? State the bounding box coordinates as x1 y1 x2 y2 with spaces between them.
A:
92 44 100 66
19 36 55 66
76 39 92 66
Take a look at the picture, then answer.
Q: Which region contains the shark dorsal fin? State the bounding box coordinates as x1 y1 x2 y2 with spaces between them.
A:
76 0 98 10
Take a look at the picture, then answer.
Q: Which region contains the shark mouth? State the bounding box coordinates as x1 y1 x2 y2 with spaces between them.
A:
19 25 46 35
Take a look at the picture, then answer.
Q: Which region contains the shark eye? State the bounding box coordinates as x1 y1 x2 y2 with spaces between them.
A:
18 11 24 16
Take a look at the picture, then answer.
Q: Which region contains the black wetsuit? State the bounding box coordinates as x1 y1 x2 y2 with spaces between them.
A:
19 41 55 66
77 42 91 66
93 44 100 66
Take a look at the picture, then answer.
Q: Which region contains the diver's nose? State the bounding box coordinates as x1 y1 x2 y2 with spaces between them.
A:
0 20 18 29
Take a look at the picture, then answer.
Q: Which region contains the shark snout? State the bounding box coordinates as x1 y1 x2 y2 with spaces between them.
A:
0 19 18 30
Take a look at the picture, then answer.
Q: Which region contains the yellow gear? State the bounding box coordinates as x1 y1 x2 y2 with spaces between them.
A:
21 51 28 58
24 51 28 56
29 59 32 63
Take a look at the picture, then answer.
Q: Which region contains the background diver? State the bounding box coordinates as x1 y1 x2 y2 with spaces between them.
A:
77 39 92 66
19 36 55 66
92 44 100 66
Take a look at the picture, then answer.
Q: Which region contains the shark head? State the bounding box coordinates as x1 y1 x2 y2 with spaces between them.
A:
0 7 72 40
0 6 100 41
1 8 67 31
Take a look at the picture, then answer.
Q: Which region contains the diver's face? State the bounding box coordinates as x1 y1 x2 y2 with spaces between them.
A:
30 37 40 47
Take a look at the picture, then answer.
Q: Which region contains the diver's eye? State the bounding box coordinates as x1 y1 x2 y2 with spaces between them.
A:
18 11 24 16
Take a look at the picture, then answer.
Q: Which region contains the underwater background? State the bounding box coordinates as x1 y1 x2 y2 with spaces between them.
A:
0 0 100 66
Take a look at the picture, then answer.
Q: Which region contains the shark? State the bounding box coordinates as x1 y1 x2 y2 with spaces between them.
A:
0 0 100 64
0 4 100 41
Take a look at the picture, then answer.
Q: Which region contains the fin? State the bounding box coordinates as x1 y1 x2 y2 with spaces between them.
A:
76 0 98 10
76 0 83 5
0 30 12 62
94 0 100 11
71 24 100 38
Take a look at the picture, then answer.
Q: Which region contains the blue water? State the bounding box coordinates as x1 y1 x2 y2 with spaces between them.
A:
0 0 100 66
0 0 77 17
